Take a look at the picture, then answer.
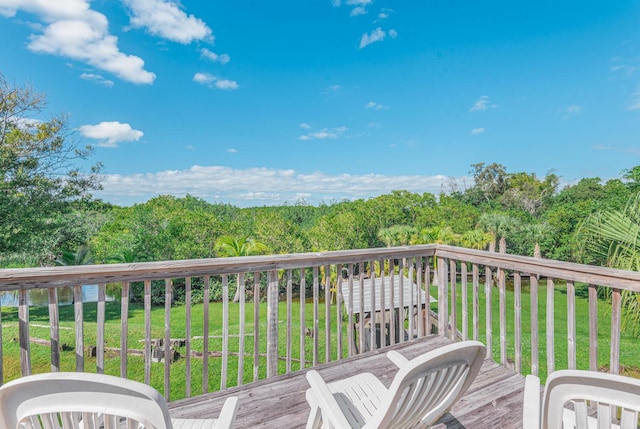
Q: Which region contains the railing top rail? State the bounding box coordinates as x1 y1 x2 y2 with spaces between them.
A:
2 244 640 292
435 245 640 292
0 246 437 290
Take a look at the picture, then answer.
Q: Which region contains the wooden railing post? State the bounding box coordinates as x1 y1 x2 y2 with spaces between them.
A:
611 288 622 375
19 289 31 376
437 257 448 337
266 270 279 378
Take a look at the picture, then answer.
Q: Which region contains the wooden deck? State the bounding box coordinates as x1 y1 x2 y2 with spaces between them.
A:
169 335 526 428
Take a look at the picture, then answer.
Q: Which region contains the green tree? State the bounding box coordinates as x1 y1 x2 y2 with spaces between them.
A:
214 235 269 302
55 245 93 266
377 225 416 247
460 229 493 250
575 194 640 334
0 74 103 263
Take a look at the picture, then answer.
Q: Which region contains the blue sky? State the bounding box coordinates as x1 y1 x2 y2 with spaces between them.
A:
1 0 640 207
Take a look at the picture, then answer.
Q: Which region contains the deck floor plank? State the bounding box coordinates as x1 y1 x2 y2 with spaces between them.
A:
168 335 525 428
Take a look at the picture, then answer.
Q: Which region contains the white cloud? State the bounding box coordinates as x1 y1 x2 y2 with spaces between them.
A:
1 1 155 84
331 0 342 6
470 127 485 135
122 0 212 44
469 95 497 112
388 29 397 38
80 72 114 87
365 101 389 110
359 27 386 49
350 6 366 16
378 12 388 19
227 148 237 153
300 123 311 129
299 126 348 140
78 121 144 147
193 73 238 90
214 79 238 90
629 91 640 110
346 0 372 5
201 48 230 64
95 164 458 207
559 105 582 119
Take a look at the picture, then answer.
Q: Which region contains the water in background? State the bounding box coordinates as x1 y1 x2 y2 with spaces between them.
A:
0 285 118 307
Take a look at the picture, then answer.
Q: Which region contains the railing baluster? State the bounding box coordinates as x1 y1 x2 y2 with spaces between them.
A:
450 259 457 341
499 263 506 366
144 280 152 386
567 280 576 370
514 272 522 373
164 279 172 400
398 259 404 343
184 277 191 396
313 267 319 366
369 262 376 350
461 262 468 341
485 266 492 359
611 288 622 375
299 268 306 368
221 274 229 387
48 288 60 372
378 260 385 348
472 263 479 341
19 288 30 376
437 257 447 337
336 264 342 360
266 270 279 377
238 272 246 384
324 265 331 363
547 278 555 374
202 276 210 392
588 284 597 372
120 282 129 378
359 262 365 354
73 285 83 372
346 264 353 356
530 273 539 377
96 284 105 374
409 258 415 340
416 257 424 338
253 273 261 382
389 259 396 346
286 270 293 370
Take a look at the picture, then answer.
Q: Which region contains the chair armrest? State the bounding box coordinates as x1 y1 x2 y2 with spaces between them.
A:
216 396 239 429
523 375 541 429
386 350 409 368
305 370 353 429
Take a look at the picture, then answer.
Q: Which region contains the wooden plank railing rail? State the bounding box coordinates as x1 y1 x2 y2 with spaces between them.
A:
0 244 638 401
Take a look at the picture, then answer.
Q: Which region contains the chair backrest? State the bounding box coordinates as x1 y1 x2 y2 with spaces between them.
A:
0 372 173 429
541 370 640 429
371 340 485 429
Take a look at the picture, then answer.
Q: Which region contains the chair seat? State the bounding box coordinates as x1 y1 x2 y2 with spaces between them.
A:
321 372 388 427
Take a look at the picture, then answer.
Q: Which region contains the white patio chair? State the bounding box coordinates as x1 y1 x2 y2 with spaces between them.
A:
305 340 486 429
523 369 640 429
0 372 238 429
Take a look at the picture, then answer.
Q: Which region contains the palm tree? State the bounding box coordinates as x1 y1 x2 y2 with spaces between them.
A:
477 213 520 252
55 245 93 266
215 236 269 302
576 194 640 334
377 225 417 247
460 229 493 250
521 222 553 257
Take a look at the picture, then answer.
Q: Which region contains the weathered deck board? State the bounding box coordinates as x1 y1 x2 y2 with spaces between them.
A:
168 335 526 429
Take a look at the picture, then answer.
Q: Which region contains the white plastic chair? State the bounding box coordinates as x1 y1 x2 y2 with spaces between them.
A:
523 369 640 429
305 340 486 429
0 372 239 429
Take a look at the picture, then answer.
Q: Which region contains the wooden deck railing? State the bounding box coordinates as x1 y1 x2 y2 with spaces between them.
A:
0 245 637 401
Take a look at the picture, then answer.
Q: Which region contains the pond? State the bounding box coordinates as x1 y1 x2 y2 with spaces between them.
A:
0 285 119 307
